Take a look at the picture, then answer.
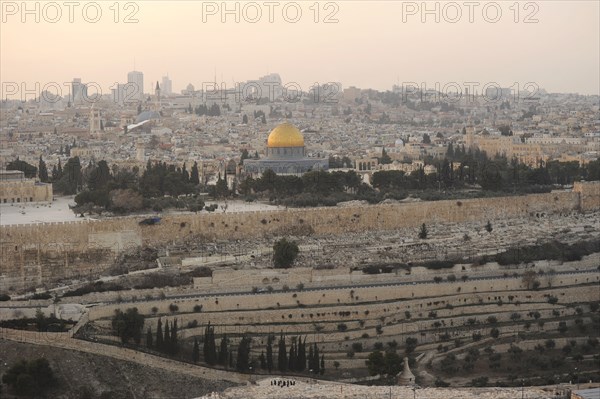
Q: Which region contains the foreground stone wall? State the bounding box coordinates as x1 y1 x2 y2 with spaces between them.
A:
0 185 595 293
196 377 573 399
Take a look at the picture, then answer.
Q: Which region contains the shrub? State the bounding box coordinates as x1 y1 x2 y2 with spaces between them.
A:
2 358 56 396
63 281 126 297
558 321 568 334
471 376 489 387
337 323 348 332
187 320 199 328
435 378 450 387
0 293 11 301
168 303 179 313
418 223 428 239
31 292 52 300
422 260 455 270
273 238 299 268
352 342 363 352
510 313 522 322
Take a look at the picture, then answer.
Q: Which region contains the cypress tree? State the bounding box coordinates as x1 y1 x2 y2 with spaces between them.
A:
164 321 171 353
288 337 296 372
171 319 178 354
259 351 267 369
182 163 189 181
313 343 320 374
320 354 325 375
190 161 200 185
203 323 209 360
218 335 228 366
192 337 200 363
308 342 314 372
203 323 217 365
38 156 48 182
228 351 234 369
278 334 287 372
156 318 164 351
298 336 306 372
146 327 153 348
266 335 274 373
210 327 217 365
164 320 170 342
236 336 251 372
57 159 63 179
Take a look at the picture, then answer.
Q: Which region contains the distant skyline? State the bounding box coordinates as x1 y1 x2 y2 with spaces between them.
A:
1 1 599 97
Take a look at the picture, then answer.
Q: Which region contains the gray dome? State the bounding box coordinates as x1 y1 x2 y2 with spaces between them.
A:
135 110 160 124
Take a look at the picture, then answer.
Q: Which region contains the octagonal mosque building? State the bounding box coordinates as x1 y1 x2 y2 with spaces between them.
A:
243 122 329 176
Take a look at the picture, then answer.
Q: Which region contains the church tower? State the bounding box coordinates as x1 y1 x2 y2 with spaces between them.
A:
89 105 101 134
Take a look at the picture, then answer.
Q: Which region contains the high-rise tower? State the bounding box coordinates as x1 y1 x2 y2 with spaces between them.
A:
127 71 144 101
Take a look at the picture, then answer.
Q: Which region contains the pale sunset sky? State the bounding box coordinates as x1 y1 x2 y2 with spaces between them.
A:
1 1 599 96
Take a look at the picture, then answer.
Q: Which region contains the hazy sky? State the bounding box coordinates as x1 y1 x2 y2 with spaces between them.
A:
1 1 599 97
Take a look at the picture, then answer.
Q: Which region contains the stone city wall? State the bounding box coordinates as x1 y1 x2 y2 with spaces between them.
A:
1 184 597 293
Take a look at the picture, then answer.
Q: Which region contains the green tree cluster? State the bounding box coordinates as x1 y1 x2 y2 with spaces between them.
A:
2 358 56 397
150 317 179 355
7 158 38 178
111 308 145 344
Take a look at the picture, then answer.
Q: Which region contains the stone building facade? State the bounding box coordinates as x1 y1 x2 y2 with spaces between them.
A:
0 170 53 204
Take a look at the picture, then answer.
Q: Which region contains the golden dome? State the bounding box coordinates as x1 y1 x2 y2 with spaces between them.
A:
267 122 304 148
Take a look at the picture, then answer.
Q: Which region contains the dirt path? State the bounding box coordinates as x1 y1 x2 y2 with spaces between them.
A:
416 349 437 385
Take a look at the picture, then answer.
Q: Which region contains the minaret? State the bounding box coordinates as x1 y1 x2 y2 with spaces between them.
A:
155 81 161 112
135 140 146 162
